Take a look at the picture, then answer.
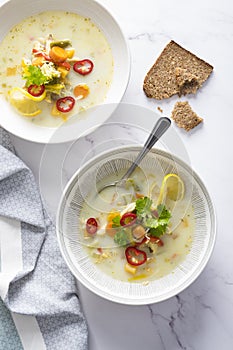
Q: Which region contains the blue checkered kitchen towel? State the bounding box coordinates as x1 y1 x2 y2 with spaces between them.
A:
0 127 88 350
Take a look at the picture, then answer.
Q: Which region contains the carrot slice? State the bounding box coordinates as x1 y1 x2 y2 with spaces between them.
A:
32 56 45 66
49 46 68 63
73 84 90 99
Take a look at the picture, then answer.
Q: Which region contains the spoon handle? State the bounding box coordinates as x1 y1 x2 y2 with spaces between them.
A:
121 117 171 180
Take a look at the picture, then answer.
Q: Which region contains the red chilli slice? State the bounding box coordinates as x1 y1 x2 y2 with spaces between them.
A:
120 213 137 227
150 236 164 247
86 217 98 235
73 59 94 75
56 96 75 113
125 246 147 266
28 84 45 97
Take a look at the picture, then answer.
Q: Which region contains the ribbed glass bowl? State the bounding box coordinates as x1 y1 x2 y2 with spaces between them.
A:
56 147 216 305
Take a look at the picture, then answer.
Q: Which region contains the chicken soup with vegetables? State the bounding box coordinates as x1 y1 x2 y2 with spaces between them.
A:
80 172 194 283
0 11 114 127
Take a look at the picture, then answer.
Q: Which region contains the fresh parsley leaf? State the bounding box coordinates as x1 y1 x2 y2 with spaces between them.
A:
149 225 167 237
135 197 152 218
112 215 121 228
157 204 171 221
135 197 171 237
144 217 159 228
23 65 48 87
114 230 128 246
149 204 171 237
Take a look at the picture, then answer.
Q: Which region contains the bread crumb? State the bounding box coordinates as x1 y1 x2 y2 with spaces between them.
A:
157 106 163 113
143 40 213 100
171 101 203 131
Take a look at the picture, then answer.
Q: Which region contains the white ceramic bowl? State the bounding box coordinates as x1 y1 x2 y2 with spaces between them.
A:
0 0 130 143
56 147 216 305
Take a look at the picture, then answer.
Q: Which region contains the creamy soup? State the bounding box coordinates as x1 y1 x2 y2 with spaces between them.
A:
0 11 114 127
80 170 195 283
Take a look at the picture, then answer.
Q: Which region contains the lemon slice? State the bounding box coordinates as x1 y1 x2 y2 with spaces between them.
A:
9 88 42 117
157 173 185 204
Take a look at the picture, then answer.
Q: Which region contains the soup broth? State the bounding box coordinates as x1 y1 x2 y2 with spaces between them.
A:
80 170 195 283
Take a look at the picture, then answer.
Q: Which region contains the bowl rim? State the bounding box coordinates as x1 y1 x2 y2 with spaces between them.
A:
0 0 131 144
56 145 217 305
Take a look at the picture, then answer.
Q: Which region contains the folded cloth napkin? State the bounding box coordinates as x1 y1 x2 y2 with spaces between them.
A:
0 127 88 350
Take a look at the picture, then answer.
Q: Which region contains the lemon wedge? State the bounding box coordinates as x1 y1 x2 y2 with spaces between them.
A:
9 88 42 117
157 173 185 204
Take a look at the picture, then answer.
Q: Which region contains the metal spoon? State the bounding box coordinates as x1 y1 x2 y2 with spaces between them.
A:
98 117 171 193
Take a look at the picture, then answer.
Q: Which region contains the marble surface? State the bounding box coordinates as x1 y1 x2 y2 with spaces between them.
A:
4 0 233 349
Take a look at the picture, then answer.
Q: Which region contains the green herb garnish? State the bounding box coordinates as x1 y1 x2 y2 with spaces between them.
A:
112 215 121 228
135 197 152 219
114 230 128 246
23 65 48 87
135 197 171 237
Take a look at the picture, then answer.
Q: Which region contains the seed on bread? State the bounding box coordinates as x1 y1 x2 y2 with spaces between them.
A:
171 101 203 131
143 40 213 100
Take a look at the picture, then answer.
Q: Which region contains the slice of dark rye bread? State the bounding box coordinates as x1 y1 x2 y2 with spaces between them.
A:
171 101 203 131
143 40 213 100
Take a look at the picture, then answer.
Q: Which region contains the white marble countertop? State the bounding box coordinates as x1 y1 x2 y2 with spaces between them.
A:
7 0 233 349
